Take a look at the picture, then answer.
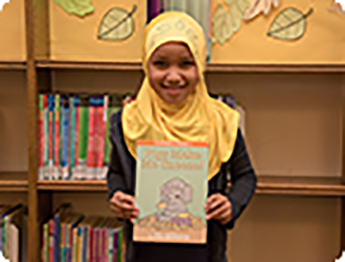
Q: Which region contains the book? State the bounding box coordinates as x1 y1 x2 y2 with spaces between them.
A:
133 141 209 244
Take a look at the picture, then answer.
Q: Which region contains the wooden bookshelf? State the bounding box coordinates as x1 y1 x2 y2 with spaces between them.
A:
36 176 345 196
37 180 107 191
0 172 28 191
0 61 26 70
36 60 345 73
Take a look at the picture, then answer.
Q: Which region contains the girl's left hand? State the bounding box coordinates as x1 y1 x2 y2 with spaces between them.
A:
204 193 232 225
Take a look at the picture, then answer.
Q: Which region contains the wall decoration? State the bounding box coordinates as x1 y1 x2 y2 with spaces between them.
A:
267 7 313 41
212 0 250 45
53 0 94 17
97 5 137 41
0 0 10 11
244 0 280 20
329 0 345 17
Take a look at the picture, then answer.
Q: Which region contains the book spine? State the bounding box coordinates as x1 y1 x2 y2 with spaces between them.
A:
86 97 96 179
54 94 61 179
49 219 54 262
38 94 45 180
53 215 61 262
95 97 105 179
78 96 89 179
74 97 80 179
88 227 93 262
69 95 76 178
107 229 113 262
72 227 78 262
61 96 70 180
60 223 65 262
43 94 49 179
43 222 49 262
2 217 7 258
48 94 54 180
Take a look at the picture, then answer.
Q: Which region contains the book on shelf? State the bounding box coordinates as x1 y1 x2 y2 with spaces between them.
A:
133 140 209 244
38 92 245 181
41 203 124 262
0 203 27 262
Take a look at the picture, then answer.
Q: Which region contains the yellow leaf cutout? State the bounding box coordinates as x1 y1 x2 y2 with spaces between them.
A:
212 3 233 44
244 0 279 21
98 5 137 41
212 0 250 45
54 0 94 17
267 7 313 41
329 1 345 17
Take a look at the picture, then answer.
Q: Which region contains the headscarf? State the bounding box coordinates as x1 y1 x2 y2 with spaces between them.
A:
122 11 240 180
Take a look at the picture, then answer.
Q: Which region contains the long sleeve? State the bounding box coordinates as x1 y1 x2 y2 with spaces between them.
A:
226 129 257 229
106 137 127 200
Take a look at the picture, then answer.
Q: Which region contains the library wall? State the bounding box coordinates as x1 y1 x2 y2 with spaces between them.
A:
0 71 28 172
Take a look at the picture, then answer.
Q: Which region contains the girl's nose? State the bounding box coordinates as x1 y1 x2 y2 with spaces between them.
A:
165 69 182 85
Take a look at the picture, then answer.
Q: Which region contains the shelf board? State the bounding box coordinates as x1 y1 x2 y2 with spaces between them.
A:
37 180 107 191
37 176 345 196
0 61 26 70
256 176 345 196
36 60 345 73
0 172 28 191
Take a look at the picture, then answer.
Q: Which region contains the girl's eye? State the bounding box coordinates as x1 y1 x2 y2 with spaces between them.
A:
153 61 167 67
181 60 195 67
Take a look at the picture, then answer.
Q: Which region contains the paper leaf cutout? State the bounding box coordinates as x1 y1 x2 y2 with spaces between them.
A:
329 0 345 17
98 5 137 41
0 0 10 11
212 0 250 45
212 3 233 44
225 0 250 32
267 7 313 41
53 0 94 17
244 0 279 20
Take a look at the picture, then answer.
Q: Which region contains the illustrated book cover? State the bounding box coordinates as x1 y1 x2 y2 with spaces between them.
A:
133 140 209 244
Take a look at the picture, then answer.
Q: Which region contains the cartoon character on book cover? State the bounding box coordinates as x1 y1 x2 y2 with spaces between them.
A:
133 141 209 244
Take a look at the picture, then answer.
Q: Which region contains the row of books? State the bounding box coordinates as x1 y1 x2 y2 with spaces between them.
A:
41 204 124 262
147 0 212 60
38 92 245 181
38 93 133 181
0 203 27 262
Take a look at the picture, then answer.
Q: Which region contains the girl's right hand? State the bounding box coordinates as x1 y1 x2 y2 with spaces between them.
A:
110 191 139 221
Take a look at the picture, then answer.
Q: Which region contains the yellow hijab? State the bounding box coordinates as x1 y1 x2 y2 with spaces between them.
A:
122 11 240 180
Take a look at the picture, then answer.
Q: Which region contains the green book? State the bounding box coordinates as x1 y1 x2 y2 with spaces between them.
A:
133 141 209 244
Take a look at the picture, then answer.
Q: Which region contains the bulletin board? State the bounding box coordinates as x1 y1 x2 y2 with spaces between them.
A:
210 0 345 64
47 0 344 64
0 0 26 61
48 0 146 62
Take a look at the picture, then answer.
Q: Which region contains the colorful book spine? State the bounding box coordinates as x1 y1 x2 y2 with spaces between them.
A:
49 219 54 262
69 95 77 177
74 97 80 179
78 96 89 174
54 94 61 179
107 228 113 262
48 94 54 180
38 94 45 180
86 97 96 179
95 97 106 179
61 96 70 180
43 94 49 179
60 223 66 262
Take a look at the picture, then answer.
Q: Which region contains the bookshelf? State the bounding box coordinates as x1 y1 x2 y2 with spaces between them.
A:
0 0 343 261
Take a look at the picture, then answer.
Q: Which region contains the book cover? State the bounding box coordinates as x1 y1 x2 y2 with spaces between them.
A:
133 141 209 244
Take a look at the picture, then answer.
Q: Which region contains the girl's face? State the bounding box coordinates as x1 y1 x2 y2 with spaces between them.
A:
147 42 199 105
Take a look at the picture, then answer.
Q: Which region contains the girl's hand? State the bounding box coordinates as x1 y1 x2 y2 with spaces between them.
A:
204 193 232 225
110 191 139 222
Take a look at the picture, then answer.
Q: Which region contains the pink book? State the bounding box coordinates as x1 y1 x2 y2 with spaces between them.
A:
95 98 105 179
86 97 96 179
49 219 54 262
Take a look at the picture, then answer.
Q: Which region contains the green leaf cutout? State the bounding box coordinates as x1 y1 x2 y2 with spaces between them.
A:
98 5 137 41
53 0 94 17
267 7 313 41
212 0 250 45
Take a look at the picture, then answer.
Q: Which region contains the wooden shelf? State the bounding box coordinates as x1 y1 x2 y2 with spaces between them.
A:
256 176 345 196
0 172 28 191
36 176 345 196
37 180 107 191
0 61 26 70
35 60 345 73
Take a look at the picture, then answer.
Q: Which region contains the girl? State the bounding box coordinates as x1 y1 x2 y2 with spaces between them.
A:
107 11 257 262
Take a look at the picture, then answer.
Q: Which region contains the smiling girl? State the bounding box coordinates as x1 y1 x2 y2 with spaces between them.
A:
106 11 257 262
